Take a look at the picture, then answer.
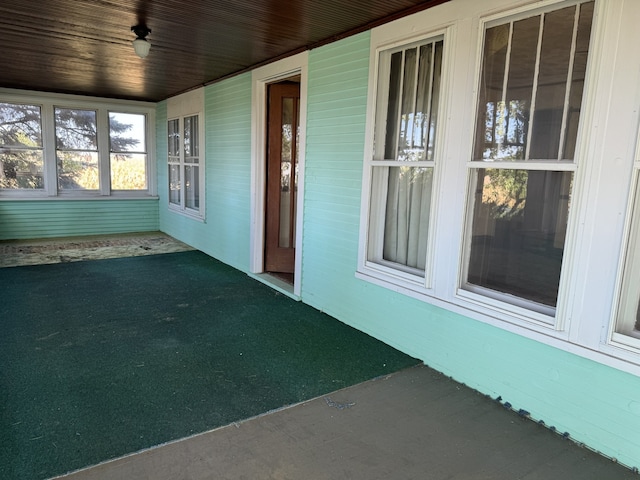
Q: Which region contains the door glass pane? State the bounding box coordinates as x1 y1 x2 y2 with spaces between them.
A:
169 164 180 205
279 97 294 248
466 168 572 309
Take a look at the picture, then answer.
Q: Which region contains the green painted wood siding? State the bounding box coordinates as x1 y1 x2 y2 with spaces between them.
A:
157 75 252 272
0 199 159 240
301 32 640 468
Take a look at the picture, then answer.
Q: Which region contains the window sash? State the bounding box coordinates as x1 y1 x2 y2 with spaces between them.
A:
613 167 640 350
462 0 594 319
473 1 593 163
168 114 202 215
366 36 444 281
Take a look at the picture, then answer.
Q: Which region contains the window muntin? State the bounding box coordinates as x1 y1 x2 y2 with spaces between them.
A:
0 102 44 189
168 114 202 216
366 37 443 279
462 1 594 318
109 112 147 190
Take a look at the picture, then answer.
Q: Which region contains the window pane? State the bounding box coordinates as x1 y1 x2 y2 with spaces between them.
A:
503 16 539 160
381 40 443 162
109 113 146 153
563 2 594 159
383 166 433 271
474 24 509 161
110 153 147 190
0 103 42 147
169 164 180 205
465 168 572 310
0 103 44 189
168 119 180 156
529 6 575 160
1 151 44 189
57 152 99 190
383 51 403 160
109 113 147 191
185 165 199 209
615 178 640 341
55 108 97 150
368 166 433 274
184 115 199 160
474 2 594 162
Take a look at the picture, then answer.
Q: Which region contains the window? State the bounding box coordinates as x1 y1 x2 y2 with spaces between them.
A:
461 1 594 320
0 92 154 197
363 36 444 284
55 108 99 190
109 112 148 190
613 142 640 350
168 114 203 217
0 102 44 189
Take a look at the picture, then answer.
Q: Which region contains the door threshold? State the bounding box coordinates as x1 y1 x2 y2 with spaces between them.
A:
249 273 300 300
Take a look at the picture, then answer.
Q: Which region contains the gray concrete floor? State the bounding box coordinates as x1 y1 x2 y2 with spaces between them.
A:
54 365 635 480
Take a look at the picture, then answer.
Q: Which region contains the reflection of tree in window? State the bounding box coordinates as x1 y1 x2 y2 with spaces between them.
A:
0 103 44 189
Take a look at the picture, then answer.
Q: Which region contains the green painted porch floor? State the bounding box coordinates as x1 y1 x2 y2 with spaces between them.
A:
0 247 419 479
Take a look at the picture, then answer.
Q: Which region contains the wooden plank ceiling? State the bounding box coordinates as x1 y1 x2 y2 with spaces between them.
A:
0 0 448 102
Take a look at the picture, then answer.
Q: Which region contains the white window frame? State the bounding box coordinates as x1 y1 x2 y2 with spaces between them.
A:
167 113 205 218
457 0 595 328
357 28 451 294
166 88 205 221
609 131 640 354
0 88 156 199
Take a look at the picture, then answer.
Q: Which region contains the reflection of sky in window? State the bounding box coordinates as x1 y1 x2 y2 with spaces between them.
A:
399 112 429 161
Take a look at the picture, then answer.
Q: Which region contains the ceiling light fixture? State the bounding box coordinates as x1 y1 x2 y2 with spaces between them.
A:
131 25 151 59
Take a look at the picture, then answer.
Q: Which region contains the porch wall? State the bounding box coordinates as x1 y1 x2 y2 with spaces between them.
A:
157 74 252 273
0 198 159 240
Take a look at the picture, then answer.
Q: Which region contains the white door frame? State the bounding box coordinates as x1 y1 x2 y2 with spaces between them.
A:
250 52 308 297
